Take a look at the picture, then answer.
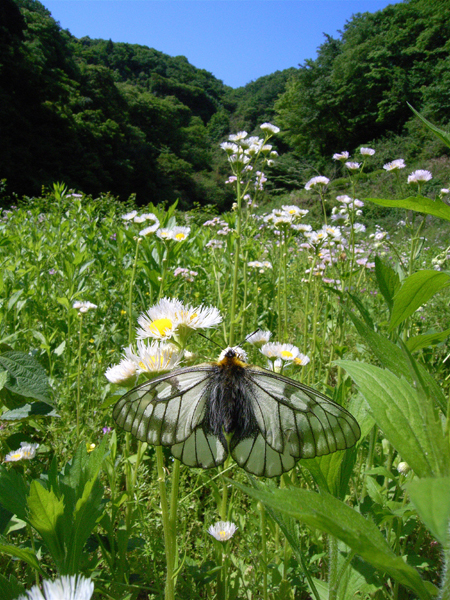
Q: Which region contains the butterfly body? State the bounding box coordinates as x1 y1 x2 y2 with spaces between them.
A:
113 348 360 477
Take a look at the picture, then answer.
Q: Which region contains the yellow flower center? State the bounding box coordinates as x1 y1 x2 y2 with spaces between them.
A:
219 530 227 539
281 350 293 359
175 233 186 240
11 452 21 460
149 318 173 336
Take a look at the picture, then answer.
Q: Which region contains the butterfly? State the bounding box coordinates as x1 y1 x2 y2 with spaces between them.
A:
113 347 361 477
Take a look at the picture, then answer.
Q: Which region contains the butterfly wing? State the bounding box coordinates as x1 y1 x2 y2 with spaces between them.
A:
231 367 360 474
171 428 227 469
113 364 215 446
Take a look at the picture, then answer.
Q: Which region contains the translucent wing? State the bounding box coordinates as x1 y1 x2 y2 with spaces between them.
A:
113 365 215 446
231 432 296 478
244 367 361 461
171 427 227 469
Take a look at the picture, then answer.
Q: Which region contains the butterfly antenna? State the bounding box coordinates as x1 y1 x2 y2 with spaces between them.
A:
236 328 261 348
196 330 224 350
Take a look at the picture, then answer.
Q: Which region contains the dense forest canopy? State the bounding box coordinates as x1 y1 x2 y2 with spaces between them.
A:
1 0 450 207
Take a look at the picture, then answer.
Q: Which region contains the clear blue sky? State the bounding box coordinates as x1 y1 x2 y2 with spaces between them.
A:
41 0 401 88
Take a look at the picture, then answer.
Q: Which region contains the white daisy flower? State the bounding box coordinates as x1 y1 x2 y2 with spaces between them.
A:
294 354 310 366
157 228 174 241
345 162 361 171
5 442 39 463
304 176 330 190
73 301 97 313
121 210 138 221
17 575 94 600
124 341 182 374
260 342 301 362
383 159 406 171
333 151 349 161
246 330 272 348
208 521 238 542
228 131 248 141
407 170 432 184
105 359 137 385
260 122 280 134
171 226 191 242
360 147 375 156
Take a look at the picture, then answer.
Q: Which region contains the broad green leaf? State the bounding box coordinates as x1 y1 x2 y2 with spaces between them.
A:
232 482 434 599
375 255 401 312
408 103 450 149
407 477 450 547
390 271 450 331
0 574 26 600
0 466 29 521
0 544 45 576
406 328 450 353
338 361 449 478
366 196 450 222
1 402 59 420
0 371 7 391
27 480 65 572
0 351 52 403
346 311 447 413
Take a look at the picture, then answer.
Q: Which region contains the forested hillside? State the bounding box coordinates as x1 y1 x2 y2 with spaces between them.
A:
1 0 450 207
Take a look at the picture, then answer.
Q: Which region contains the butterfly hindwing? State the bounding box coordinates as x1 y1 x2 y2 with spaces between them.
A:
231 432 296 477
171 426 227 469
245 368 361 460
112 365 215 446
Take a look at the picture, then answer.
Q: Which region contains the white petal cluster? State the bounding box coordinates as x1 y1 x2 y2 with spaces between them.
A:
5 442 39 463
208 521 238 541
261 342 301 362
407 169 432 184
136 297 222 341
260 122 280 134
383 159 406 171
333 151 349 161
17 575 94 600
304 176 330 190
105 359 137 385
73 301 97 313
360 147 375 156
124 341 182 374
245 330 272 348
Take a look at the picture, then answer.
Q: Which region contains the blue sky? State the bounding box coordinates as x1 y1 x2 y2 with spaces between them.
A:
41 0 401 88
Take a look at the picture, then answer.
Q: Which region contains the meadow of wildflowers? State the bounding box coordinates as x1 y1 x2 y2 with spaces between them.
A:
0 118 450 600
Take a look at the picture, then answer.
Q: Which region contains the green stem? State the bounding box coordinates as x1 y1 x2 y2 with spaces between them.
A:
156 446 175 600
282 228 288 342
229 176 242 346
328 535 339 600
259 502 268 600
76 313 83 443
128 238 142 345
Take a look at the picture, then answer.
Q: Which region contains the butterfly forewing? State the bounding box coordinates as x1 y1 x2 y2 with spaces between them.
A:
245 368 361 460
112 365 215 446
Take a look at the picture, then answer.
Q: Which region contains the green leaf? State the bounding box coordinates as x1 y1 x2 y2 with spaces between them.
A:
406 328 450 353
406 477 450 546
390 271 450 331
0 351 52 403
365 196 450 222
338 361 449 478
374 256 401 312
0 574 26 600
0 544 45 576
232 482 433 600
408 103 450 149
346 311 447 414
0 466 29 521
1 402 59 420
0 371 7 391
27 480 66 572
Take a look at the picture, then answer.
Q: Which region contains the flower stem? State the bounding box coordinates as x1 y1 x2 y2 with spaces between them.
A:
156 446 175 600
229 176 242 346
76 313 83 443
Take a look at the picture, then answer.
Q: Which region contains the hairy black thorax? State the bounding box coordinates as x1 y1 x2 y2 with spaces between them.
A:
203 349 259 449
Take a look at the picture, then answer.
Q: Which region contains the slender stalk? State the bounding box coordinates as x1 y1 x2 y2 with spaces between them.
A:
128 237 142 344
259 502 268 600
229 177 242 346
75 313 83 443
282 228 289 342
156 446 175 600
328 535 339 600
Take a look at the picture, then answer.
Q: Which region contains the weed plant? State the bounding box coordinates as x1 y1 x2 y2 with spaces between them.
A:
0 117 450 600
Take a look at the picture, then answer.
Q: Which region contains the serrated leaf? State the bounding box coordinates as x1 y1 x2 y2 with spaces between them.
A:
338 361 449 478
0 371 7 391
366 196 450 222
1 402 59 420
390 271 450 331
232 482 433 600
0 351 52 403
406 477 450 546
